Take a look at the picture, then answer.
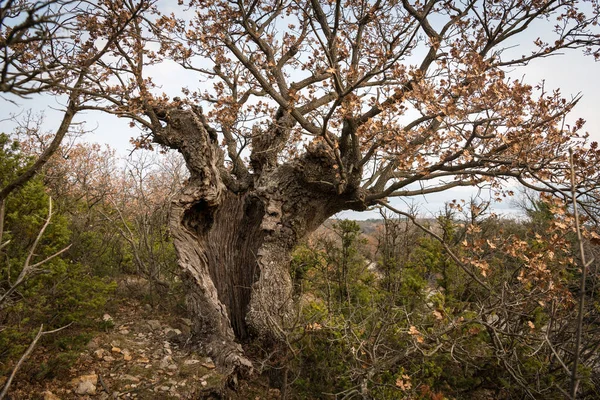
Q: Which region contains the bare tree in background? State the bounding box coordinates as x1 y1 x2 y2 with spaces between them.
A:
0 0 152 202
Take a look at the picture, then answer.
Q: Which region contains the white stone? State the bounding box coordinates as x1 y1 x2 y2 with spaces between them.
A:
75 381 96 395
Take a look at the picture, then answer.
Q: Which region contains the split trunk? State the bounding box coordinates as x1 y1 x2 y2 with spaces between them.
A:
153 107 366 372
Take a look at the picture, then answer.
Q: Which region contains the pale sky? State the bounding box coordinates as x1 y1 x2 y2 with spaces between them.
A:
1 13 599 221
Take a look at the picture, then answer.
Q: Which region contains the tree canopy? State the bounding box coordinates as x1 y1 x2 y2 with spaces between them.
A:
3 1 600 207
90 0 600 209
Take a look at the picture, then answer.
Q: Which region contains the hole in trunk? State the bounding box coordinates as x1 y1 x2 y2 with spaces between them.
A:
183 199 214 235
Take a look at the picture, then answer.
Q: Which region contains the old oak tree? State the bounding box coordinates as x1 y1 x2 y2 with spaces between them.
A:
6 0 600 375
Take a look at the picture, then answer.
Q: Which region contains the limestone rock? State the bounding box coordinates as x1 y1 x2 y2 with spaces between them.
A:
165 328 182 341
94 349 105 359
72 374 98 396
201 358 216 369
121 374 141 382
71 374 98 387
75 380 96 395
146 320 161 330
42 391 61 400
159 355 173 369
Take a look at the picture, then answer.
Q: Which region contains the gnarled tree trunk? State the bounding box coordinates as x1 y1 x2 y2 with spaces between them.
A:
151 106 366 374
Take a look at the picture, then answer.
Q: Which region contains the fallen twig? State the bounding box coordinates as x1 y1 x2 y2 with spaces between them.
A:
0 322 73 399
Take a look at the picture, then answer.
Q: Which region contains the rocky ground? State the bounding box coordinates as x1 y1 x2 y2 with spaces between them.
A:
7 297 280 400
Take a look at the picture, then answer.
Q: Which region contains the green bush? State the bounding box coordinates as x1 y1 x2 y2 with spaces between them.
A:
0 134 116 376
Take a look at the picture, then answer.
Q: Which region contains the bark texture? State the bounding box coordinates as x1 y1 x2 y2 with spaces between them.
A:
150 106 366 373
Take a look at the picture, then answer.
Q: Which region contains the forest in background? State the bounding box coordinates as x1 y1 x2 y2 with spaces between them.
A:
1 125 599 399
